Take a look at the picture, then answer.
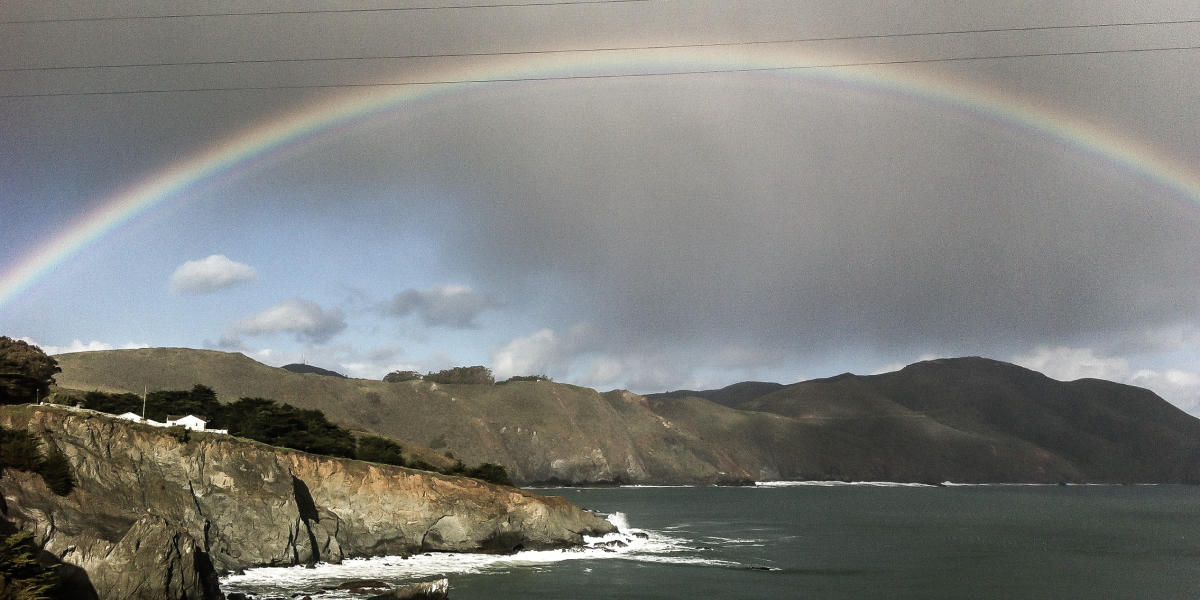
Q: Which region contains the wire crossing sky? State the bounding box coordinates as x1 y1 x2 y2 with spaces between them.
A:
3 0 1200 414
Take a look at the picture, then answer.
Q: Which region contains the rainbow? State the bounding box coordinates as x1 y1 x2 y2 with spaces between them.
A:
2 47 1198 310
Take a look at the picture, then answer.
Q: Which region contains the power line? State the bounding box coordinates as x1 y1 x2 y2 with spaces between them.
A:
3 44 1197 99
4 17 1199 73
0 0 655 25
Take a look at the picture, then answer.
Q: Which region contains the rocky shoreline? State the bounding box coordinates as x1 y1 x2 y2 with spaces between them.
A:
0 405 614 599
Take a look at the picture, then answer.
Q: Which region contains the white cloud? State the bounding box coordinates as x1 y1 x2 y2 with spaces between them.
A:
1011 346 1131 383
20 337 149 355
1012 345 1200 416
492 328 560 379
1130 369 1200 414
231 299 347 343
169 254 256 294
384 284 497 328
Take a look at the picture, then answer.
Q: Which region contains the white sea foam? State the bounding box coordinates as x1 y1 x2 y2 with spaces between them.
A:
220 512 731 598
755 480 937 488
940 482 1060 487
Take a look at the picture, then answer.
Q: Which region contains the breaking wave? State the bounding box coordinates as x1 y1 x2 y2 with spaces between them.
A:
220 511 738 598
755 480 938 488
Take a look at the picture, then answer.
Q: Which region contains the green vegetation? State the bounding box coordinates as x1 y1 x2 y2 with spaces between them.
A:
499 375 552 384
382 370 422 383
80 386 513 485
354 435 511 485
80 384 222 426
0 337 60 405
0 427 74 496
0 531 56 600
447 461 515 487
424 366 494 385
223 397 357 459
355 435 434 471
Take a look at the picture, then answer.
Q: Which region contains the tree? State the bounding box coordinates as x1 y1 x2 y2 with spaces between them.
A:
0 531 57 600
424 366 494 385
38 448 75 496
0 337 60 404
383 370 422 383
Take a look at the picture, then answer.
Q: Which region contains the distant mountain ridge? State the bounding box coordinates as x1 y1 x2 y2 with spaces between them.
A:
52 349 1200 485
649 381 785 407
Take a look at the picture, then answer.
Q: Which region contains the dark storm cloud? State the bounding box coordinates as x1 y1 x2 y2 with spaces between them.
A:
5 0 1200 394
374 74 1200 361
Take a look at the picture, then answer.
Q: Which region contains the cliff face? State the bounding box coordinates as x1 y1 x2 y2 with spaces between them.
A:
0 406 614 600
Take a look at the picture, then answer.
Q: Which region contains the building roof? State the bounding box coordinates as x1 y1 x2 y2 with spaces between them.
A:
167 414 206 422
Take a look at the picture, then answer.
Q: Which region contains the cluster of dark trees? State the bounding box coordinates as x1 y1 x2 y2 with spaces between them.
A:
81 387 513 486
82 388 358 458
498 374 552 384
0 426 75 496
384 366 496 385
382 366 550 385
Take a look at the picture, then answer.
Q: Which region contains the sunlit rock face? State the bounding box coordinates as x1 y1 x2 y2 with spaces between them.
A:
0 406 614 600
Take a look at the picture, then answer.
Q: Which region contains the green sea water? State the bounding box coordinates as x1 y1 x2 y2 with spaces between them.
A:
222 484 1200 599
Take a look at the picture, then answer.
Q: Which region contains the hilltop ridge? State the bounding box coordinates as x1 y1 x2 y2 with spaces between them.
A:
53 348 1200 485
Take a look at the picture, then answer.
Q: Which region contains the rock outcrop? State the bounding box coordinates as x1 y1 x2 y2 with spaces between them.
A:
0 405 614 600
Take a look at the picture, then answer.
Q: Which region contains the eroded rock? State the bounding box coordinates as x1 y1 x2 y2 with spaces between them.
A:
0 406 614 600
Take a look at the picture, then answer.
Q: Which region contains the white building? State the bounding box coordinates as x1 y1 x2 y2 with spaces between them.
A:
166 414 207 431
114 412 227 434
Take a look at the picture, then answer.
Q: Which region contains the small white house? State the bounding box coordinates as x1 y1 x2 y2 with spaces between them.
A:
166 414 208 431
112 412 226 434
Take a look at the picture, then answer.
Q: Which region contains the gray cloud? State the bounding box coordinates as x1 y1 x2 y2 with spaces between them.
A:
412 76 1200 368
384 285 498 328
232 299 347 344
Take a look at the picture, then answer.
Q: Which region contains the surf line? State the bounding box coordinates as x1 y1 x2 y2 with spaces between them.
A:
3 47 1198 310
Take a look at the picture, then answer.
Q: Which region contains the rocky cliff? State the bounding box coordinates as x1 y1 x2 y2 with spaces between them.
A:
0 405 614 600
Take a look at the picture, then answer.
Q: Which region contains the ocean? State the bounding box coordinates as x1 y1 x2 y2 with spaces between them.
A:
221 483 1200 599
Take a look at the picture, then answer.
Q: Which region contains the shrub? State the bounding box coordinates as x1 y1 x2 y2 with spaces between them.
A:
0 427 43 473
356 436 407 467
463 463 515 487
0 427 75 497
383 370 422 383
500 375 552 384
165 425 190 444
38 448 75 496
0 530 57 600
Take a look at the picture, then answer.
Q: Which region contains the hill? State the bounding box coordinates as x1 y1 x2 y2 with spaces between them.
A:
647 381 785 407
280 363 347 378
53 349 1200 484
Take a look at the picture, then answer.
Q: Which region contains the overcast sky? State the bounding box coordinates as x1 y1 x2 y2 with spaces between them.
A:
4 1 1200 414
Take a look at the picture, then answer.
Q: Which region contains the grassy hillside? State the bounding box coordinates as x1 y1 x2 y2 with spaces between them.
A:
53 349 1200 484
53 349 745 484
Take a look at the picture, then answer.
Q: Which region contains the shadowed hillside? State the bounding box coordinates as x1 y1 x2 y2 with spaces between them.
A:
53 349 1200 485
281 363 347 378
648 381 785 408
